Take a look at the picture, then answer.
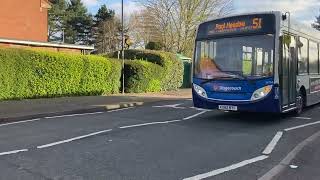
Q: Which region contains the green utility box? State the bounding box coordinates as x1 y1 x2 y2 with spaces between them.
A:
177 54 192 88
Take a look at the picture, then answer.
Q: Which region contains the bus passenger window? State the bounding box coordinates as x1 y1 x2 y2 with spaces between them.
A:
309 41 318 74
298 37 308 74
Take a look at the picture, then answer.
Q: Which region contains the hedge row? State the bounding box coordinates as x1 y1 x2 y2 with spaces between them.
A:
0 48 121 100
124 60 163 92
108 50 184 93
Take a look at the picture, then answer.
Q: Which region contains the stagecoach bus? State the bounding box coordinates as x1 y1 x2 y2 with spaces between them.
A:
192 11 320 114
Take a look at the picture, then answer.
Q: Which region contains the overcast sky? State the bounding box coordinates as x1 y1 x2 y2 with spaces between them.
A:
82 0 320 26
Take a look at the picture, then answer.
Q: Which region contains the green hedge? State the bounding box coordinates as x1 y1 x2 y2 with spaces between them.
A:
107 49 183 92
124 60 163 93
0 48 121 100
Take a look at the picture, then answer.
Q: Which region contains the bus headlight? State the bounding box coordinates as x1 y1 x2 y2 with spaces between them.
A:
251 85 273 101
193 84 208 98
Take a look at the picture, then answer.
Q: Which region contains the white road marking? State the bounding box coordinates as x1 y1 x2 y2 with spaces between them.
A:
183 111 208 120
119 119 184 129
153 103 186 109
119 111 207 129
262 131 283 155
37 129 113 149
190 107 211 111
183 155 269 180
284 121 320 131
0 119 41 127
119 122 165 129
44 112 104 119
0 149 28 156
294 117 312 120
108 107 134 112
163 119 183 123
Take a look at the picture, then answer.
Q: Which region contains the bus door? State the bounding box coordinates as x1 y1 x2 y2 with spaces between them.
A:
280 34 297 111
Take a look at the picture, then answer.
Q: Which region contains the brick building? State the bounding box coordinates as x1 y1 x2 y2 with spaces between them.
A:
0 0 93 53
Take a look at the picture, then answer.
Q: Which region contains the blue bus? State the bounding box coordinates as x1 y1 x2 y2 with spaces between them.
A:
192 12 320 114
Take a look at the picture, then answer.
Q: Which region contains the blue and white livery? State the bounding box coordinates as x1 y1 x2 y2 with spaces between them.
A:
192 11 320 113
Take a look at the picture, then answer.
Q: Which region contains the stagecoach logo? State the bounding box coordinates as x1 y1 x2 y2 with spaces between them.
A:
213 85 242 92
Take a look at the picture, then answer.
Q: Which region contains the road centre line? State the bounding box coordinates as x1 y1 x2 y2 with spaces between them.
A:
284 120 320 132
262 131 283 155
0 149 28 156
0 118 41 127
37 129 113 149
294 116 312 120
183 155 269 180
44 112 104 119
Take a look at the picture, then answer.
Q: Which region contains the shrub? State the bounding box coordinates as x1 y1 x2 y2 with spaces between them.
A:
124 60 162 93
107 49 183 92
0 48 121 100
145 41 163 50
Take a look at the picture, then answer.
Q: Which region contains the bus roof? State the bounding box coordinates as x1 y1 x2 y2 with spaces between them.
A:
282 19 320 42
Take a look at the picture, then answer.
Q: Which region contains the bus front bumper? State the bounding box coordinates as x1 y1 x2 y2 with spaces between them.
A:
192 89 281 113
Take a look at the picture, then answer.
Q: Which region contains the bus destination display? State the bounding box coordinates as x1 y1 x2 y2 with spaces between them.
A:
209 18 263 34
197 14 275 39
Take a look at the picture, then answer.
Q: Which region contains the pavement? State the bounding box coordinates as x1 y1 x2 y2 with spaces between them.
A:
0 91 320 179
0 89 191 123
273 135 320 180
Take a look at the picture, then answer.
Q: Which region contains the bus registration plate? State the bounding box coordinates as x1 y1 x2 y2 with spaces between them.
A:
218 105 238 111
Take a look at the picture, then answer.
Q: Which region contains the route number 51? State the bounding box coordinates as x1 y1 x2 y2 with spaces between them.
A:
253 18 262 29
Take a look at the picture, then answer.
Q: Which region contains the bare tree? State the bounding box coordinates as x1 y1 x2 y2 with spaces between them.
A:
128 9 163 49
135 0 232 56
95 17 122 54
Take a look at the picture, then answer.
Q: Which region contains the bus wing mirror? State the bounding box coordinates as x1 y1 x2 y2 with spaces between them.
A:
297 40 303 48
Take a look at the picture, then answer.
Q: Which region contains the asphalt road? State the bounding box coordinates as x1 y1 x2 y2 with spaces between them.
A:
1 99 320 180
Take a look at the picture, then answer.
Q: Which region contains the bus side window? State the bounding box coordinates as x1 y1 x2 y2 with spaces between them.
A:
309 41 318 74
297 37 308 74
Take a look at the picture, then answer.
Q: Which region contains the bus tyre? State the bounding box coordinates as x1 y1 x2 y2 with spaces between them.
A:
295 93 304 115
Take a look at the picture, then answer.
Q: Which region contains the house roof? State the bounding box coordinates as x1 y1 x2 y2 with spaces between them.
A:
0 38 94 50
41 0 52 9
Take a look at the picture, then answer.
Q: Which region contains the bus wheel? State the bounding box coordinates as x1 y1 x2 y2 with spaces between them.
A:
295 93 304 115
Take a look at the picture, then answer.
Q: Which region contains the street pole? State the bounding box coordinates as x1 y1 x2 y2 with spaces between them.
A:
121 0 125 94
62 29 65 43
